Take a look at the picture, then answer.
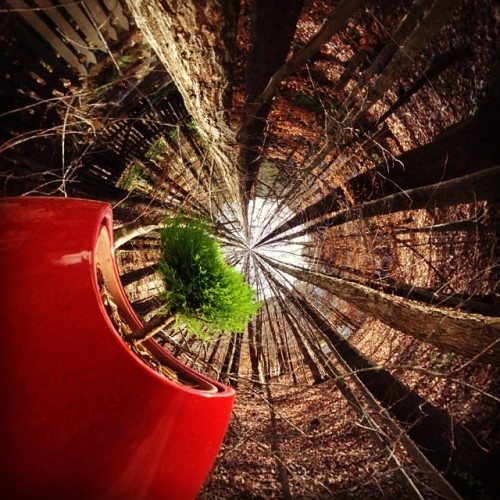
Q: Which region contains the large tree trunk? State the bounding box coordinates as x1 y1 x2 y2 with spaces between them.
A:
264 258 500 364
242 0 368 120
126 0 246 224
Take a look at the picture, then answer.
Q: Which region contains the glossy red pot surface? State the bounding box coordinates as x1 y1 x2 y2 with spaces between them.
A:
0 197 235 499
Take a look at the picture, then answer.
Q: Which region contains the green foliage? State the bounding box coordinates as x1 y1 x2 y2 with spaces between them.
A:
158 217 261 339
117 162 156 190
117 53 134 67
185 118 208 149
145 138 168 162
167 127 179 143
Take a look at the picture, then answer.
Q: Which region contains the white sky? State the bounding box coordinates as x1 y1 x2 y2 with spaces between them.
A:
223 197 310 299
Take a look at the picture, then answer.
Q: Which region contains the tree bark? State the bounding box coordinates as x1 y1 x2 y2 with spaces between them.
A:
120 263 158 287
283 309 324 384
228 333 243 388
342 0 433 110
130 314 175 341
114 219 163 249
365 277 499 316
248 319 264 390
220 335 236 384
265 258 500 364
242 0 368 121
351 0 460 119
126 0 246 224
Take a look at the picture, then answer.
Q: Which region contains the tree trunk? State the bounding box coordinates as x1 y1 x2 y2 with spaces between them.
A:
132 295 162 317
375 46 471 125
248 319 264 390
292 309 448 498
126 0 246 224
120 264 158 287
264 382 293 499
365 277 499 316
265 258 500 364
342 0 433 109
393 219 480 234
220 335 236 384
228 333 243 388
206 335 223 367
351 0 460 118
238 0 303 198
316 164 499 230
114 223 162 249
242 0 368 121
261 94 500 242
293 293 499 497
130 314 176 341
283 310 324 384
266 165 500 244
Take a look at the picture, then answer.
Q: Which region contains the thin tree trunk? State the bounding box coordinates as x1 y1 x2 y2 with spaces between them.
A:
129 314 176 341
350 0 460 119
317 164 500 231
334 46 371 91
248 320 263 390
228 333 243 388
393 219 480 234
220 335 236 384
342 0 433 110
283 309 324 384
206 335 223 367
375 46 471 125
120 264 157 287
132 295 162 317
265 257 500 364
264 382 292 499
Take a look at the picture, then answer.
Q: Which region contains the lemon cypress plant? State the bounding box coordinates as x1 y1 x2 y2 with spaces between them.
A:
131 216 260 341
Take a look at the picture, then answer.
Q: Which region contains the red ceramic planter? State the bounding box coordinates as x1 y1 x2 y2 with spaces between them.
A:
0 197 235 499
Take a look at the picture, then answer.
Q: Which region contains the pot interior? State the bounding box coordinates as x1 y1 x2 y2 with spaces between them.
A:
95 224 218 393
